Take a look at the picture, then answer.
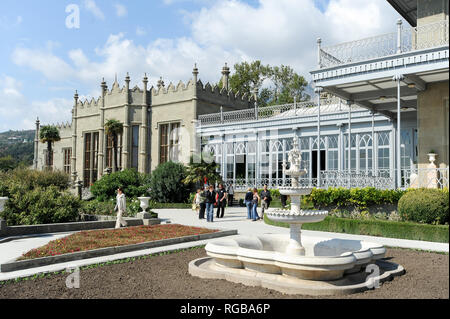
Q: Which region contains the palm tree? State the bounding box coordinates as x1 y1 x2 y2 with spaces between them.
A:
104 119 123 173
39 125 61 171
183 153 222 188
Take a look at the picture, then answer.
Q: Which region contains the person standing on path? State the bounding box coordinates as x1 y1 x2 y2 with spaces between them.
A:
193 188 202 215
198 187 206 219
216 183 227 218
227 183 234 207
205 185 216 222
244 187 253 219
251 188 260 221
260 184 272 220
114 187 128 229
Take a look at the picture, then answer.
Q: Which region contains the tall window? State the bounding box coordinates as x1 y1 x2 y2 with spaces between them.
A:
226 142 234 179
63 148 72 174
106 133 123 170
132 125 139 169
377 132 390 171
83 132 99 187
344 134 357 170
359 134 373 173
327 136 339 170
159 122 180 164
169 122 180 162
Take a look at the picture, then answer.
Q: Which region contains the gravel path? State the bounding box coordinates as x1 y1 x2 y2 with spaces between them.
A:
0 247 448 299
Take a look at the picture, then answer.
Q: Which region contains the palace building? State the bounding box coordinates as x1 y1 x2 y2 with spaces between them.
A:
34 0 448 191
33 64 255 186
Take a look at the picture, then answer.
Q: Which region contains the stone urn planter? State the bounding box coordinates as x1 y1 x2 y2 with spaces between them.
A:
427 153 437 166
137 197 151 219
137 197 150 213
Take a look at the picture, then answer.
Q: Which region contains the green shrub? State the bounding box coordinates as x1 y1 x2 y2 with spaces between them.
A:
398 188 449 225
307 187 406 210
1 186 80 226
79 199 116 216
0 168 70 195
149 162 190 203
90 169 151 202
264 215 449 243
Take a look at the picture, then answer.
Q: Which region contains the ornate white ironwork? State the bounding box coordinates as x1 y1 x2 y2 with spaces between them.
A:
222 168 449 190
198 97 358 126
319 20 449 68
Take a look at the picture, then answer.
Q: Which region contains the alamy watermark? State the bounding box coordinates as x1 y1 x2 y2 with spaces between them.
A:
365 264 380 289
65 4 80 29
65 266 80 289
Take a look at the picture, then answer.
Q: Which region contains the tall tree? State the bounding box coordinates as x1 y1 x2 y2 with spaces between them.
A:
39 125 61 171
225 61 309 106
228 61 271 98
104 119 123 173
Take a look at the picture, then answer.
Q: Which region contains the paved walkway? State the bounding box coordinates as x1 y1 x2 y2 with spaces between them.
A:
0 207 447 281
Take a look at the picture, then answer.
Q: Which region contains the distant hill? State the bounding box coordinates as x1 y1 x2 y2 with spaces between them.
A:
0 130 35 168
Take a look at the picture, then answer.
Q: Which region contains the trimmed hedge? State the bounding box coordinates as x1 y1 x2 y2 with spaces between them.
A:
264 214 449 243
306 187 405 210
398 188 449 225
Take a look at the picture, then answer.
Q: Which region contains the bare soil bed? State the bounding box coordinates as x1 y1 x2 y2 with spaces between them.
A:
0 247 448 299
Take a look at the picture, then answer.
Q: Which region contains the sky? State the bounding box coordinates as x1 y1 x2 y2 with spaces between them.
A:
0 0 403 132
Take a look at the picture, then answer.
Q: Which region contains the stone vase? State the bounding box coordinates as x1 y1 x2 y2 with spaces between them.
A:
137 197 150 213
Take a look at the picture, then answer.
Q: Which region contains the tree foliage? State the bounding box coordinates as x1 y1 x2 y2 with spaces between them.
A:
39 125 61 170
182 153 222 187
223 61 310 107
149 161 190 203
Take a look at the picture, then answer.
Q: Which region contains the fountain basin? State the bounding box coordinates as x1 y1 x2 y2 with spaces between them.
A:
205 234 386 281
278 187 313 196
266 209 328 224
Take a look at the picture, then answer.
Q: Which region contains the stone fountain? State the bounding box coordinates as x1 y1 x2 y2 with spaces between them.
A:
189 138 405 295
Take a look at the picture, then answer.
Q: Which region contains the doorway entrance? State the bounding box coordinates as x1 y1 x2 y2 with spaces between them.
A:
311 150 326 179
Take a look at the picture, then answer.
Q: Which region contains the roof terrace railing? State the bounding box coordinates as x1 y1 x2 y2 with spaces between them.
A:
198 97 358 126
318 19 449 68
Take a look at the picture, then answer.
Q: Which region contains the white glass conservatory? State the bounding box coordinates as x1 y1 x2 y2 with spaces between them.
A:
195 97 432 190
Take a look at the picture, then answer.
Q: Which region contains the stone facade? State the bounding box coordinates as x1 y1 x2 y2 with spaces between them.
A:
417 81 449 168
34 65 255 186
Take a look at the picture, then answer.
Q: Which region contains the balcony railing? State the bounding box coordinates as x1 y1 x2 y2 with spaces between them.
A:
319 19 449 68
198 96 363 126
221 168 449 191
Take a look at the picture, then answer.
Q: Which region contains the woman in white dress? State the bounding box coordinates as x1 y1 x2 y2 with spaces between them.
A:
114 187 128 229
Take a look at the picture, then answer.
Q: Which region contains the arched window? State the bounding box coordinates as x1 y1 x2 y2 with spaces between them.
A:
359 134 373 173
271 140 283 182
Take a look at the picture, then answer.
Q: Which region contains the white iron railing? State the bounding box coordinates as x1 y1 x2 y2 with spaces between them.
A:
222 168 449 191
319 19 449 68
198 97 354 126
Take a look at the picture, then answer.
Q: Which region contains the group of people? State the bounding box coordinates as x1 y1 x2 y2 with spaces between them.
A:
193 183 273 222
243 185 272 221
193 183 234 222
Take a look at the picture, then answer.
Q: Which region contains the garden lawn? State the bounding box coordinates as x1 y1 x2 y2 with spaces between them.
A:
18 224 218 260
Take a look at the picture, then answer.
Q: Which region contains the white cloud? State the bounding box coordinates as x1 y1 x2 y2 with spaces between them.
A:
0 75 72 131
114 3 127 17
84 0 105 20
10 0 403 103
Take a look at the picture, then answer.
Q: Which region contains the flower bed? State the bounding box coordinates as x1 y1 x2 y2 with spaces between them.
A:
19 224 218 260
